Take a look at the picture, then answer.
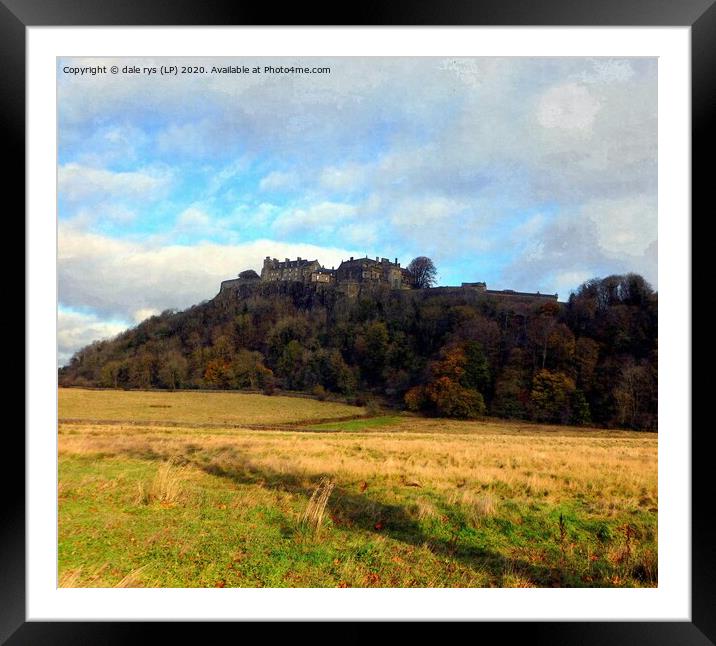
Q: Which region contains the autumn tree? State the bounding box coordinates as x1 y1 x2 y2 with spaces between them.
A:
614 358 657 430
527 300 561 369
100 360 125 389
491 348 530 419
158 351 188 390
231 349 273 390
406 256 437 289
276 340 307 390
424 376 486 418
574 337 600 389
530 369 576 424
404 342 487 418
203 358 233 389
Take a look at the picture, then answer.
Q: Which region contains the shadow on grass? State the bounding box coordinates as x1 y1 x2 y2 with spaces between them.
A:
115 443 586 587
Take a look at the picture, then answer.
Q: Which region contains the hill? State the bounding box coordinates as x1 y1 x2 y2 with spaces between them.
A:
59 274 658 430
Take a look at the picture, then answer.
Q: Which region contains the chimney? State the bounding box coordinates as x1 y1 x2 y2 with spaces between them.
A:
297 256 301 261
395 257 398 265
350 257 353 261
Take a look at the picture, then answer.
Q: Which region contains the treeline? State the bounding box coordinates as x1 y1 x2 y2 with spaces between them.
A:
59 274 657 430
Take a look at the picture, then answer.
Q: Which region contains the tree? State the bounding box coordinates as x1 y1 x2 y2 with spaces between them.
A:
574 337 600 390
530 369 576 424
570 389 592 426
406 256 437 289
405 341 488 419
461 341 490 394
277 340 307 390
491 348 530 419
355 321 389 384
526 300 561 369
424 377 486 418
158 351 188 390
613 358 657 430
203 358 233 389
100 360 124 389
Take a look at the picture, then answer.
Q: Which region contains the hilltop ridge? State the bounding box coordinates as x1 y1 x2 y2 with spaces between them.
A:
219 254 559 302
59 273 657 430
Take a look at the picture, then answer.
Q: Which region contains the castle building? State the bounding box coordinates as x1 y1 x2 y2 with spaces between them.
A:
336 256 406 290
310 268 336 284
261 257 322 283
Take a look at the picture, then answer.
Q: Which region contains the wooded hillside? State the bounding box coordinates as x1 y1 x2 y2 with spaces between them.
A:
59 274 657 430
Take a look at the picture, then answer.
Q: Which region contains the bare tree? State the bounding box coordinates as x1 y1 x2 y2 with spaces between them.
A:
407 256 437 289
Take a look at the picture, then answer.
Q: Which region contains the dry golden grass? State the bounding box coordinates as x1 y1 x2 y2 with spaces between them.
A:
136 460 186 506
114 565 149 588
58 568 83 588
59 387 364 426
300 477 336 535
59 420 657 510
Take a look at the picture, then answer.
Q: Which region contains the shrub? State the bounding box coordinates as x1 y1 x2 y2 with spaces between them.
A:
404 385 427 412
365 398 381 416
312 384 327 401
425 377 486 419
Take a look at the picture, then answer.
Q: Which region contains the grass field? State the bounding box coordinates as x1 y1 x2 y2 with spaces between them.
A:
58 387 366 426
58 388 657 588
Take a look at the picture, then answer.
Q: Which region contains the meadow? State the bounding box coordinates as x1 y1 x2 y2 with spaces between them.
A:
58 388 658 588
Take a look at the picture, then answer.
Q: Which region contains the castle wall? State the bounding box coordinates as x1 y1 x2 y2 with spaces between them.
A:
220 278 243 292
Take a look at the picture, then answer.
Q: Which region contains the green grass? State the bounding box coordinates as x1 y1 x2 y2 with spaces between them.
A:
58 389 657 588
59 448 656 588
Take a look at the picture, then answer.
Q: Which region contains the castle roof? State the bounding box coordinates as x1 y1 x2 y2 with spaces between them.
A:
338 256 399 268
268 257 319 268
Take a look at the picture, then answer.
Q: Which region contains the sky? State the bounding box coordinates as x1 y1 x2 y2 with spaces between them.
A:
57 56 657 366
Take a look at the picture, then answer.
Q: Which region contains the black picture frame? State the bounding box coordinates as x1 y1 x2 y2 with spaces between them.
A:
7 0 709 643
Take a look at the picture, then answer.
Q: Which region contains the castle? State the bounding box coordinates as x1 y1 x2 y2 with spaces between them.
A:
220 255 411 293
219 255 558 301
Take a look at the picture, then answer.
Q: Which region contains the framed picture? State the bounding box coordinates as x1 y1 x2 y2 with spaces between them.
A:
11 0 709 642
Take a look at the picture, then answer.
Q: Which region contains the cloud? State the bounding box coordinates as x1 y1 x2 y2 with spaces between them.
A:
57 56 658 302
62 122 150 167
340 222 379 247
259 170 299 192
133 308 160 323
584 196 657 257
271 202 359 237
577 59 635 84
154 120 228 158
176 205 212 230
537 83 602 132
58 309 128 366
500 196 657 295
319 163 368 192
552 271 594 296
59 163 172 203
58 224 362 323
